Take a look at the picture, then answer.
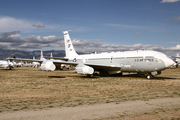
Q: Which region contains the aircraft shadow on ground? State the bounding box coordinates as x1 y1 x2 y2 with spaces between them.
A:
121 74 176 80
48 76 66 78
80 74 177 80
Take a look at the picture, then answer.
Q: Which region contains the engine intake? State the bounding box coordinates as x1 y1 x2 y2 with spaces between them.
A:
75 65 94 75
40 61 56 71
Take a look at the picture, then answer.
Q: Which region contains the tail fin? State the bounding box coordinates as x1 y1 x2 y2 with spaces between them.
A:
176 54 179 61
63 31 78 58
40 50 46 60
50 53 53 60
41 50 43 58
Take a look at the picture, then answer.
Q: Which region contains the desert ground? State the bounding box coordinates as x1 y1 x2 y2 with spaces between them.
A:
0 66 180 120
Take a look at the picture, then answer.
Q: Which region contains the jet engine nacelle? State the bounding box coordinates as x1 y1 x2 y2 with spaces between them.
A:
40 61 56 71
75 65 94 75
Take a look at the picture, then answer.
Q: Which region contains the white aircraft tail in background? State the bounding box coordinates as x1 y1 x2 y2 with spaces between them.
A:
40 50 46 61
171 53 180 68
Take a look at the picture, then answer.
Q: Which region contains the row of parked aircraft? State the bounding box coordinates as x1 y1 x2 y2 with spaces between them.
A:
0 59 38 69
6 31 176 79
0 50 52 69
171 54 180 68
0 60 14 69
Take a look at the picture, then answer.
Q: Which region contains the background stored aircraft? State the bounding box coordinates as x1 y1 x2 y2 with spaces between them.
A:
7 51 68 71
0 60 14 69
171 54 180 68
8 51 56 71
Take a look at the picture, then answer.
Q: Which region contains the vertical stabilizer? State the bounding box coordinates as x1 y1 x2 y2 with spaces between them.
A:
176 54 179 61
40 51 46 61
63 31 78 58
41 50 43 58
50 53 53 60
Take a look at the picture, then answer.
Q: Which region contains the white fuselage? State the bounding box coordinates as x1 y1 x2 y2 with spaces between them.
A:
66 50 174 74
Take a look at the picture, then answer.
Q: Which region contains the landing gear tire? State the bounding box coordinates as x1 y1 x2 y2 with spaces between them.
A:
87 74 93 77
147 74 153 79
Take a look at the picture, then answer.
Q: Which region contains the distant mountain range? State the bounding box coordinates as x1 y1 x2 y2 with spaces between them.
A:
0 49 67 60
0 49 86 60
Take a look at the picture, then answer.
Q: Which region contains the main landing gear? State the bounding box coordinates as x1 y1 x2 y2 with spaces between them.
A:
147 74 153 79
87 74 94 77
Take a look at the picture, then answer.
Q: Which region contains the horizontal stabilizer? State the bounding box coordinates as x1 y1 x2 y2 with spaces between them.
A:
171 56 180 58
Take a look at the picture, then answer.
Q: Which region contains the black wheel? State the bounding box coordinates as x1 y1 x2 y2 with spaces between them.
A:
147 74 153 79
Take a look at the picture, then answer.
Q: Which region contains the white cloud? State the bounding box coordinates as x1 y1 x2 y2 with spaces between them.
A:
0 16 61 33
0 31 180 56
161 0 180 3
134 32 140 35
0 16 89 34
169 17 180 21
168 45 180 50
0 31 63 50
33 23 45 28
70 40 180 56
0 16 33 32
105 24 148 29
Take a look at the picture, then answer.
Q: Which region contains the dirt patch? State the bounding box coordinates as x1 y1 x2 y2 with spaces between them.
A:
0 97 180 120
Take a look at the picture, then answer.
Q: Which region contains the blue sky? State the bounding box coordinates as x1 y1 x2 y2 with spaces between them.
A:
0 0 180 56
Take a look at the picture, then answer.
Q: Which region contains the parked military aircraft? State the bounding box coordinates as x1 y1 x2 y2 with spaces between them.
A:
8 31 175 79
32 56 40 68
0 60 14 69
171 54 180 68
46 31 175 79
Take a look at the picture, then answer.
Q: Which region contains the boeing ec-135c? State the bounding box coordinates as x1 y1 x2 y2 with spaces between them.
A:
44 31 175 79
8 31 175 79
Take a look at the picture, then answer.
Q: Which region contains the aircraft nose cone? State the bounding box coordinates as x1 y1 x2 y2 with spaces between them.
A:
164 58 175 68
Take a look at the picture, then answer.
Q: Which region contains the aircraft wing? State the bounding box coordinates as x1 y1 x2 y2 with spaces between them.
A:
171 56 180 58
8 57 121 71
7 57 78 66
84 63 121 71
44 57 69 61
51 60 79 66
7 58 43 63
51 60 121 71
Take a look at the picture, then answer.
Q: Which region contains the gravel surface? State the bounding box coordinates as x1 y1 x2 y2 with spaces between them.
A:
1 97 180 120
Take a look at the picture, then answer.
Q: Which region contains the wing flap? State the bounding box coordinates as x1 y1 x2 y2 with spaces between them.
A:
171 56 180 58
